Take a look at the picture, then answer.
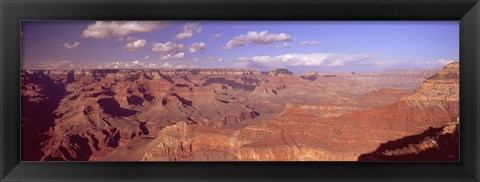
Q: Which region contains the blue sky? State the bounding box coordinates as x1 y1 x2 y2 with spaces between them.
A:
21 21 459 73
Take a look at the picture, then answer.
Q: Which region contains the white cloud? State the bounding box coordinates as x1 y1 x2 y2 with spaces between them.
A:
364 60 403 67
126 37 138 42
210 33 223 40
351 58 459 70
96 61 144 69
61 41 80 49
204 56 225 62
300 40 322 46
223 30 293 50
151 41 184 53
174 22 202 40
189 42 206 53
159 62 174 68
436 59 457 65
175 32 193 41
175 65 188 69
82 21 168 39
275 42 291 49
159 52 185 61
206 56 223 62
147 63 158 68
411 59 459 68
235 53 372 69
124 39 147 52
157 62 199 69
118 36 139 42
144 55 150 60
94 61 196 69
25 60 74 69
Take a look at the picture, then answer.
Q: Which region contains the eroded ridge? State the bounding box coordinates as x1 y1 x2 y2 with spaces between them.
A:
21 64 458 161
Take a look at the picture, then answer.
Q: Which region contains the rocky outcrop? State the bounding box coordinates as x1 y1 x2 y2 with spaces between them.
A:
402 62 459 111
142 122 193 161
185 63 457 161
21 64 458 161
267 69 294 77
23 69 265 160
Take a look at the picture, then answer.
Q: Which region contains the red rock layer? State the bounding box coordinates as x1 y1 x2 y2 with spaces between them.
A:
21 63 458 161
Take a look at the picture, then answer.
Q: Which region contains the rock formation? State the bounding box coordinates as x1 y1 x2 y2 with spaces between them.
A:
20 64 458 161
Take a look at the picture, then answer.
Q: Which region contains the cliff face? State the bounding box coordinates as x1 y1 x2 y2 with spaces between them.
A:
24 69 264 160
136 64 458 161
354 63 459 161
142 122 193 161
21 71 68 160
21 64 459 161
402 62 459 111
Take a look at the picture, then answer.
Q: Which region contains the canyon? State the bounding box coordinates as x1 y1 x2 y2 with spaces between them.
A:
21 63 459 161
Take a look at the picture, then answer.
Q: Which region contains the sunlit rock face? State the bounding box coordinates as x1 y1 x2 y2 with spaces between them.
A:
21 64 458 161
402 62 459 110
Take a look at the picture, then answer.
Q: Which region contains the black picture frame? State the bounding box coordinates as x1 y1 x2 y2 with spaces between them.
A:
1 0 479 181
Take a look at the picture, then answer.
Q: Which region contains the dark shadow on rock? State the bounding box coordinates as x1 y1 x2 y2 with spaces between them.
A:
161 97 168 106
180 75 192 82
97 98 138 117
138 87 147 93
66 70 75 83
144 94 155 102
69 134 93 160
140 122 149 135
202 77 255 91
92 69 119 78
300 75 317 81
158 72 175 83
103 129 121 148
241 77 260 84
358 126 459 161
127 95 144 105
172 94 193 106
125 74 140 82
91 90 115 97
175 83 190 87
90 134 100 151
21 71 68 161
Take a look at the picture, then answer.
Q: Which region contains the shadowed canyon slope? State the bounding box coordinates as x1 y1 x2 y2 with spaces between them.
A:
21 63 459 161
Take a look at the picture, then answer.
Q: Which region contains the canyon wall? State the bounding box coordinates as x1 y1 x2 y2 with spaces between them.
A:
21 64 458 161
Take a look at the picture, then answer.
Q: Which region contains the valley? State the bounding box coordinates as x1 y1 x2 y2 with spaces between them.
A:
21 63 459 161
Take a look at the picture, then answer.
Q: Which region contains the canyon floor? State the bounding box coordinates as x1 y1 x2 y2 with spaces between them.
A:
21 63 459 161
